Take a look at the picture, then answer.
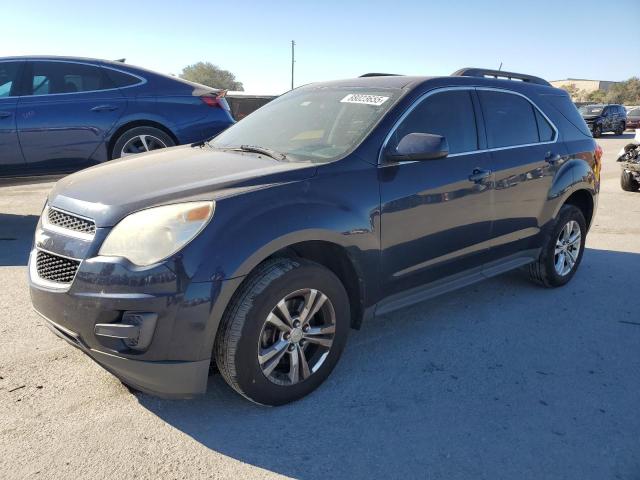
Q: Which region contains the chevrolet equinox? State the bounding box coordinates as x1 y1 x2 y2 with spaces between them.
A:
29 68 600 405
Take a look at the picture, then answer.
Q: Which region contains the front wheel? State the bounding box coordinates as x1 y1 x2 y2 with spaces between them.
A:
111 126 175 159
614 123 625 136
528 205 586 288
592 125 602 138
214 257 350 405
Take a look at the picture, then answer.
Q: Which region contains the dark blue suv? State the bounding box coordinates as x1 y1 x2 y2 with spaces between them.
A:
29 68 600 405
0 56 234 176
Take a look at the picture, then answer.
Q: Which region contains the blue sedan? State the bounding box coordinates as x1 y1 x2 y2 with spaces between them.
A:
0 56 235 176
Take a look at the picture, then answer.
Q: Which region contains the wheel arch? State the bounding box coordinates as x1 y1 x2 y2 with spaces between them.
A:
563 189 595 230
107 120 179 159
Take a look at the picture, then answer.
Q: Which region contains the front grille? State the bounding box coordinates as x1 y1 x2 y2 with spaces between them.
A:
47 208 96 235
35 251 80 284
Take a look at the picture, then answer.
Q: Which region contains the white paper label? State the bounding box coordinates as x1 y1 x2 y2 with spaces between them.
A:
340 94 389 106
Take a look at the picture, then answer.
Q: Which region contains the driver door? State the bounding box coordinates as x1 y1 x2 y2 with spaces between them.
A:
379 88 495 297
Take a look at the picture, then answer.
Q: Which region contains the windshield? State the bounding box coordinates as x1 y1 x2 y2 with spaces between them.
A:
579 105 604 116
210 86 402 162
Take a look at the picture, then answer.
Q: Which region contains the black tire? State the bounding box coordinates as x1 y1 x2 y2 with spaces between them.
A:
528 204 586 288
614 123 625 136
111 126 175 159
592 125 602 138
214 257 350 406
621 170 640 192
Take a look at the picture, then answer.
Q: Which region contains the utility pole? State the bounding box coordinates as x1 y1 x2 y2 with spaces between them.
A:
291 40 295 90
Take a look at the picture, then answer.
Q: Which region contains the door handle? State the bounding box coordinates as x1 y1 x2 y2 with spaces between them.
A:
91 104 118 112
0 111 12 119
468 168 492 183
545 152 562 165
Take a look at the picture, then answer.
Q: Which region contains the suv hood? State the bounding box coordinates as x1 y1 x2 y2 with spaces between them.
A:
48 145 318 227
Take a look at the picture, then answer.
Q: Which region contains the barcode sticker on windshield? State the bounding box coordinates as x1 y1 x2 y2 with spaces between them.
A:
340 94 389 106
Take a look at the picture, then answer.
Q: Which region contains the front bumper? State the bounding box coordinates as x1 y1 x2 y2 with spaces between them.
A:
29 235 244 398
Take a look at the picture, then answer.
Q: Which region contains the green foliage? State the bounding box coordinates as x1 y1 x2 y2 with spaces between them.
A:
180 62 244 91
605 77 640 104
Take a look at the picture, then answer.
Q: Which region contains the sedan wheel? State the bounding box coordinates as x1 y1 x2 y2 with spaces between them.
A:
120 134 167 157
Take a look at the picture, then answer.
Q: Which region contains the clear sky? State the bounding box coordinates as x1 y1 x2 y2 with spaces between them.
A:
3 0 638 94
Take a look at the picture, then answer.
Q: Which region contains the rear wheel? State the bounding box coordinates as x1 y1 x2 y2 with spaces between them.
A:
214 257 350 405
621 170 640 192
111 126 175 159
528 205 586 288
614 123 625 136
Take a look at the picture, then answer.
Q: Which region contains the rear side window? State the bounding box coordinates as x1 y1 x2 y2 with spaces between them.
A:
104 68 141 88
393 90 478 154
28 61 110 95
535 109 554 141
478 90 540 148
0 62 20 97
545 94 591 137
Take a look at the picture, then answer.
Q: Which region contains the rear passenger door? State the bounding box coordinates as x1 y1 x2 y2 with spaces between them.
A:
477 88 561 262
16 60 127 173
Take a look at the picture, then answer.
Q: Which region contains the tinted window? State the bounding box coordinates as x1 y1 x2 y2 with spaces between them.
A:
104 68 141 88
479 90 539 148
0 62 21 97
28 61 109 95
393 90 478 154
535 109 554 141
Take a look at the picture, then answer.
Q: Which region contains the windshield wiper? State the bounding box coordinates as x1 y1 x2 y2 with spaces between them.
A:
239 144 287 161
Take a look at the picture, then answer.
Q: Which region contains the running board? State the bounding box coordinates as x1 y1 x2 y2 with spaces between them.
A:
375 250 538 317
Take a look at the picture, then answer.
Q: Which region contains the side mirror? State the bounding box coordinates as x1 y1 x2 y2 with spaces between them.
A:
385 133 449 162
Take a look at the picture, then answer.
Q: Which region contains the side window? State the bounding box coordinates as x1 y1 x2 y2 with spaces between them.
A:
393 90 478 154
28 62 109 95
478 90 540 148
103 68 141 88
0 62 21 97
534 109 554 142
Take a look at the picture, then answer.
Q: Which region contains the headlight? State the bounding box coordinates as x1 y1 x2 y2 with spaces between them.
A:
99 201 215 266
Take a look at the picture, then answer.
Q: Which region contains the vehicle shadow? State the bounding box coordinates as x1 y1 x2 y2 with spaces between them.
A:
136 247 639 479
0 213 38 266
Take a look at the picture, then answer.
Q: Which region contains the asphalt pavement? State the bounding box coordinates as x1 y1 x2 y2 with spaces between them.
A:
0 134 638 480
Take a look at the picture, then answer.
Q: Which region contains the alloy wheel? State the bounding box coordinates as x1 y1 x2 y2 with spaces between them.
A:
120 135 167 157
554 220 581 276
258 288 336 386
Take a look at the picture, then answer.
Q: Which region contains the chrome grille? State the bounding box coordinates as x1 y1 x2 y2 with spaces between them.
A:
35 251 80 284
47 208 96 235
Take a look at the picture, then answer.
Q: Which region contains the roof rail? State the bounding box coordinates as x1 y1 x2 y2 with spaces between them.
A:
359 73 401 78
451 68 551 87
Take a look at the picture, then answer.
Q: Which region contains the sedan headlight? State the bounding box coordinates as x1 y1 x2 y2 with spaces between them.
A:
99 201 215 266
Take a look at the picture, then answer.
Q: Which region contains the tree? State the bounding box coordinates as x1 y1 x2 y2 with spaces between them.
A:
605 77 640 104
559 83 586 102
180 62 244 91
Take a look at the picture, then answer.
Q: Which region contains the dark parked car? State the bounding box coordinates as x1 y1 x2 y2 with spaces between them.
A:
0 56 234 176
225 92 276 120
29 68 600 405
579 103 627 137
625 107 640 130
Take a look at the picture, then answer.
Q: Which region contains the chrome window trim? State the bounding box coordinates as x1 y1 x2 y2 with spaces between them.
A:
29 247 82 291
42 205 96 241
23 59 146 98
378 86 559 165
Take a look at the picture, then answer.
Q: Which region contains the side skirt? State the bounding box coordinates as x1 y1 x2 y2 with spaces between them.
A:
373 249 540 317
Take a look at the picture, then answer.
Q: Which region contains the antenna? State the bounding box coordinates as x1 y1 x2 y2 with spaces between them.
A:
498 62 503 71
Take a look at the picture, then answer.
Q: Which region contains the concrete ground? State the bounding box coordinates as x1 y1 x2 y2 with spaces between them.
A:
0 135 638 480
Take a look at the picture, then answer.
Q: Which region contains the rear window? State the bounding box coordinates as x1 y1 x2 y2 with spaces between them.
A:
546 95 592 137
478 90 540 148
628 108 640 117
104 68 141 88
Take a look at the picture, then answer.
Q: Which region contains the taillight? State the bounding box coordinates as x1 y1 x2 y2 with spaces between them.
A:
594 143 603 181
200 92 230 111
